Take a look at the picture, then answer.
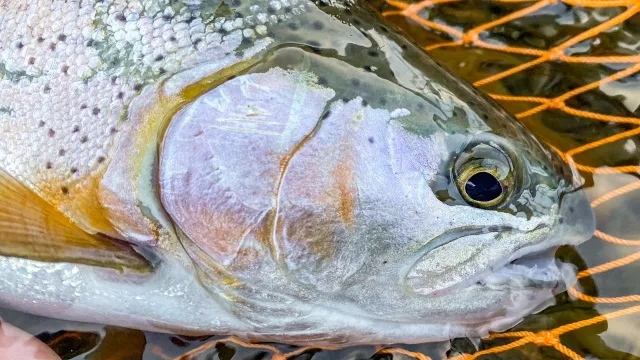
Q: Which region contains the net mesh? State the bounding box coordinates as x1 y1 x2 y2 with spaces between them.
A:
152 0 640 359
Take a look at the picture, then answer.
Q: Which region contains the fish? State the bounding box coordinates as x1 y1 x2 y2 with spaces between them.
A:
0 0 595 346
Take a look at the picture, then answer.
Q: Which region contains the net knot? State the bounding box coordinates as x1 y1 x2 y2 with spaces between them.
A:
461 31 478 45
531 331 559 346
547 48 565 61
548 98 565 109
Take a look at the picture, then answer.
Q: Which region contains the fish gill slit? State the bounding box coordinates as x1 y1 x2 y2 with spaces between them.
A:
270 105 333 265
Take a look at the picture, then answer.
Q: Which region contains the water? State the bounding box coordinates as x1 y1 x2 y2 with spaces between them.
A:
2 0 640 359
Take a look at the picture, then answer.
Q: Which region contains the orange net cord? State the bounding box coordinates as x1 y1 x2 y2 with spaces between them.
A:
169 0 640 358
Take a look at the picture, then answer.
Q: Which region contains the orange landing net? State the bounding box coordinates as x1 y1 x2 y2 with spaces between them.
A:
158 0 640 358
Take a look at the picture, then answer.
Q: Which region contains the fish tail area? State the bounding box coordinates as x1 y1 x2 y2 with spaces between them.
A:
0 169 151 274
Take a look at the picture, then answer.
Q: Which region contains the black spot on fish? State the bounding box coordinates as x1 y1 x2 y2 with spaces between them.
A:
380 26 389 33
116 92 124 99
382 260 388 264
162 14 172 21
57 34 67 42
267 6 276 14
368 50 379 57
159 68 167 75
48 129 55 138
37 36 45 43
155 54 164 62
61 186 69 195
482 113 489 120
193 38 202 46
110 127 117 134
46 162 52 169
85 39 94 47
28 57 35 65
284 6 292 13
362 99 368 106
368 136 375 143
16 42 23 49
70 167 78 174
351 79 360 87
488 225 500 232
218 28 228 35
97 156 105 164
169 36 177 42
110 75 118 84
569 206 574 213
61 65 69 74
288 23 298 31
80 135 88 143
80 104 87 110
43 85 51 93
318 77 328 86
559 217 564 224
380 98 387 106
92 107 100 115
58 149 66 156
321 111 331 120
72 125 80 133
115 13 126 22
401 44 408 50
38 121 45 128
133 83 143 91
312 21 324 30
417 103 425 110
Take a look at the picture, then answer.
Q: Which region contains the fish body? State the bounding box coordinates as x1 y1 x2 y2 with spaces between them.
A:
0 0 594 345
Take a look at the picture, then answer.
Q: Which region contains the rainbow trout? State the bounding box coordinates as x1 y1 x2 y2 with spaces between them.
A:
0 0 594 346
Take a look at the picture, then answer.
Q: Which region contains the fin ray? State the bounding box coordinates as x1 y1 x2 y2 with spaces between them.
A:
0 169 150 273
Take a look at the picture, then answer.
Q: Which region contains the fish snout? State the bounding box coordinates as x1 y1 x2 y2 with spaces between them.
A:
551 188 596 247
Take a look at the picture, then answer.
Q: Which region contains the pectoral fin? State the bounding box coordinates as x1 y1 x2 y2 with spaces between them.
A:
0 169 151 273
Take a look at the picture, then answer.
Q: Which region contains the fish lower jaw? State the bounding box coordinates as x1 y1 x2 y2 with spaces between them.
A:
430 246 577 297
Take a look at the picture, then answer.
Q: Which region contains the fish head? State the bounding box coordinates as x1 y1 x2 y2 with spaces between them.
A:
157 43 595 340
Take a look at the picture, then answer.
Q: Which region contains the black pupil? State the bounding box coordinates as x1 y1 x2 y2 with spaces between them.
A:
464 172 503 202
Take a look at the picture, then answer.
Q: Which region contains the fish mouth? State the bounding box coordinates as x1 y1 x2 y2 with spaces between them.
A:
430 244 576 297
412 225 576 299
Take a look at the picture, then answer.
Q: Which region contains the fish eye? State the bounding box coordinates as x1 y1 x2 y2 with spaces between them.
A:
453 142 515 209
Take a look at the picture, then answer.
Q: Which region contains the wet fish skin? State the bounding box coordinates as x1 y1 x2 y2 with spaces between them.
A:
0 0 595 346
